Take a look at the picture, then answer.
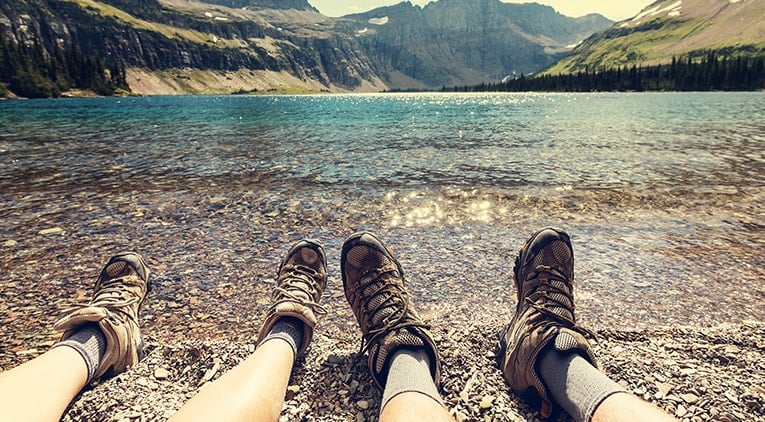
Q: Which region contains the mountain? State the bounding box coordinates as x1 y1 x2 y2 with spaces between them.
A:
544 0 765 74
341 0 613 88
0 0 611 97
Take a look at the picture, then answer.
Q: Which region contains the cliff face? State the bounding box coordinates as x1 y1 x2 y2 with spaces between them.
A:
344 0 613 87
0 0 612 96
0 0 380 91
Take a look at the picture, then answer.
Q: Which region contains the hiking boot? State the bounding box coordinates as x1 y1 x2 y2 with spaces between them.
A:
341 231 440 389
54 252 151 382
496 228 596 417
256 239 328 357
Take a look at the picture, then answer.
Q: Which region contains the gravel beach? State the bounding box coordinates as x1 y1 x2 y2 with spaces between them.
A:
58 319 765 422
2 187 764 421
2 224 763 421
1 93 763 421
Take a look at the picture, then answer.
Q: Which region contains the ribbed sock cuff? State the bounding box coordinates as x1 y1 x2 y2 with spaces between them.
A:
53 323 107 384
380 348 443 413
539 347 626 422
258 318 304 359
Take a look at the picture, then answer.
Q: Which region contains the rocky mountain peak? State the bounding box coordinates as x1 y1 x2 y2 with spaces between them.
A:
197 0 317 11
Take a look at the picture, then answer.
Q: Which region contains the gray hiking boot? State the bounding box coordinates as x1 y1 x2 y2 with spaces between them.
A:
496 228 596 417
341 231 441 389
256 239 328 357
54 252 151 381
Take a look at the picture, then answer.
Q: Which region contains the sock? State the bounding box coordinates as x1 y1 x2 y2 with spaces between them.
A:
258 318 304 359
539 347 626 422
53 323 107 384
380 348 443 413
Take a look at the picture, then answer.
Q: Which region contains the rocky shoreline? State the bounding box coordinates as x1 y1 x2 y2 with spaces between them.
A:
2 221 763 421
53 318 762 421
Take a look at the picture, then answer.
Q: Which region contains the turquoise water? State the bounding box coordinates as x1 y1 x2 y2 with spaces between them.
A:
2 93 762 193
0 92 763 331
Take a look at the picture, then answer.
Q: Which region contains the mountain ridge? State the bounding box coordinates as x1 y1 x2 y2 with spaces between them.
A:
0 0 612 96
544 0 765 75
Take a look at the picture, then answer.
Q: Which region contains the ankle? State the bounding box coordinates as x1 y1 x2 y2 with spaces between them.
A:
380 348 443 412
258 317 305 359
53 323 107 384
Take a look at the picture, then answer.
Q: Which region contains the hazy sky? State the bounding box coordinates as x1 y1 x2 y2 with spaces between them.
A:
308 0 657 21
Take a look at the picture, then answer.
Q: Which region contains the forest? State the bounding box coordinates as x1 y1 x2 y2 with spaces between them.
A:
0 31 129 98
447 51 765 92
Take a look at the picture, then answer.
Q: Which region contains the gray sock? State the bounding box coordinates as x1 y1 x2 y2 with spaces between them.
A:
53 323 107 384
539 347 626 422
380 348 443 413
258 318 304 359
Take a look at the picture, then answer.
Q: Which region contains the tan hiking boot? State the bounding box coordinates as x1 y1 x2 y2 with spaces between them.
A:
496 228 596 417
54 252 150 382
341 231 441 389
256 239 328 357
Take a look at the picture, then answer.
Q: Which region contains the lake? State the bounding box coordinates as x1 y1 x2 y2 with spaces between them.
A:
0 92 762 340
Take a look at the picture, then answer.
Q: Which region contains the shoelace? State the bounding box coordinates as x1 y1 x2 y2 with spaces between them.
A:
64 277 143 324
525 265 576 325
354 265 428 355
272 264 328 316
525 265 594 337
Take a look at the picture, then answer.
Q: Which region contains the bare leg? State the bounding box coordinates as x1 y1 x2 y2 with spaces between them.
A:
0 252 150 422
170 339 294 422
0 347 88 422
497 229 675 421
380 392 454 422
593 391 676 422
173 239 327 422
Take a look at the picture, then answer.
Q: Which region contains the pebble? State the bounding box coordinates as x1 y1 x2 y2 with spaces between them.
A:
357 400 369 410
656 382 673 397
3 239 17 246
479 395 494 409
153 367 170 380
38 227 64 236
681 393 699 404
326 354 344 365
675 404 687 417
724 390 739 404
201 362 220 383
285 385 300 400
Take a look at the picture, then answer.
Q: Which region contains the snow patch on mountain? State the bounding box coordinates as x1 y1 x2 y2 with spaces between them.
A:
621 0 682 27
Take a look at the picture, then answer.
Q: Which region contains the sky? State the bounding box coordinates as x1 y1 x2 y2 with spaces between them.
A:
308 0 657 21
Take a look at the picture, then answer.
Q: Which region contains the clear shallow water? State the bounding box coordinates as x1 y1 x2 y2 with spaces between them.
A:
0 92 763 334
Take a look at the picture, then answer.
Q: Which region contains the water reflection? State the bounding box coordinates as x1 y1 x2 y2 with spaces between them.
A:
0 93 763 330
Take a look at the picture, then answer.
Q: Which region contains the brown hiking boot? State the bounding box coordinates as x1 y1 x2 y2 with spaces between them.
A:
54 252 151 382
341 231 441 389
496 228 596 417
256 239 328 357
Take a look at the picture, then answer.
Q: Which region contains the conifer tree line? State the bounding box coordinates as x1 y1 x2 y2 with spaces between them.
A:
446 51 765 92
0 31 129 98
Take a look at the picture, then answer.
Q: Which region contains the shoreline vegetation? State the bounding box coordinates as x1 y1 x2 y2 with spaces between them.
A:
442 52 765 93
2 38 764 99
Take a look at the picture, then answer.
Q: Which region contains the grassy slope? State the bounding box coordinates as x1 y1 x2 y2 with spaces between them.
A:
544 3 765 75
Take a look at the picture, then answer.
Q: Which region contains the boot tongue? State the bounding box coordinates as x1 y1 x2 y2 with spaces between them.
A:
103 261 131 279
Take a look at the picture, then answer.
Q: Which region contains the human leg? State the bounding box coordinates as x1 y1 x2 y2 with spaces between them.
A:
0 346 88 421
170 239 327 422
0 252 150 422
341 231 453 422
496 228 674 421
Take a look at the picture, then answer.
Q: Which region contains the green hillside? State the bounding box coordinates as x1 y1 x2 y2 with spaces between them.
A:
544 0 765 75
